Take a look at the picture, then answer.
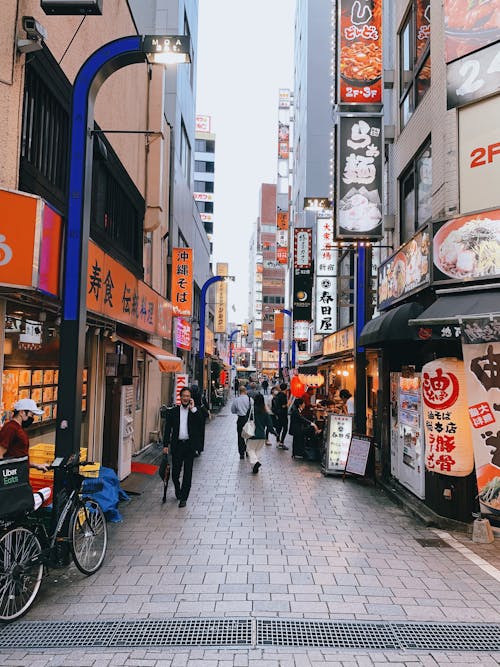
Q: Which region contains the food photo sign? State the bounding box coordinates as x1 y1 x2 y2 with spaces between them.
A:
444 0 500 64
338 0 382 105
432 208 500 284
378 227 430 309
336 115 383 239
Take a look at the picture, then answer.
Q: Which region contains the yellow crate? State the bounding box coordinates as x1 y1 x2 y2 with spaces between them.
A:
79 462 100 478
29 444 88 464
29 469 54 481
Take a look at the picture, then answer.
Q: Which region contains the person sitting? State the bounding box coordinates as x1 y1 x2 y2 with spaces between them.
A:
289 397 320 459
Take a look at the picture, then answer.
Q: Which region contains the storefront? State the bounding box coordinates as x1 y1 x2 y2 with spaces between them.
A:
0 189 179 481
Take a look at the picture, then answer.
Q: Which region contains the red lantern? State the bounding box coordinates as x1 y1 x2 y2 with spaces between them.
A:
290 376 305 398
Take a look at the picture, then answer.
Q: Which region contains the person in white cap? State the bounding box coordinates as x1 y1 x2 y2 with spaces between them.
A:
0 398 48 471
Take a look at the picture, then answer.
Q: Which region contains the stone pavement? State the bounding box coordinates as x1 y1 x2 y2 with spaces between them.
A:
1 405 499 666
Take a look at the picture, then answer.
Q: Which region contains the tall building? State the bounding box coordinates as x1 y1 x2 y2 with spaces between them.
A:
194 115 215 257
250 184 286 376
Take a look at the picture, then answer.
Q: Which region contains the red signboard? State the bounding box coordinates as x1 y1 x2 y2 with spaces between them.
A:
172 247 193 316
176 318 192 350
339 0 382 105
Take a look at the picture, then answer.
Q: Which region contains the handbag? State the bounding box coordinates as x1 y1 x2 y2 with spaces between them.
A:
241 402 255 440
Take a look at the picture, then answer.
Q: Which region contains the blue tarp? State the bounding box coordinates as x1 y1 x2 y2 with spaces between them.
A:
82 466 129 523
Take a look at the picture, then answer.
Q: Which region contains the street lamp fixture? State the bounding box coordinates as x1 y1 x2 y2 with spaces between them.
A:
198 275 235 361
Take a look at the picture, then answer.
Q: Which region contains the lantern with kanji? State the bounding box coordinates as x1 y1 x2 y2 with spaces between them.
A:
421 358 474 477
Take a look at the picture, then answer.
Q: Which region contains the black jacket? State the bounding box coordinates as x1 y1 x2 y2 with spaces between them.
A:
162 405 202 453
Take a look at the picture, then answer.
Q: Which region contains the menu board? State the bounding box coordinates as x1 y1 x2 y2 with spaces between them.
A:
323 414 353 473
1 367 88 424
345 434 372 476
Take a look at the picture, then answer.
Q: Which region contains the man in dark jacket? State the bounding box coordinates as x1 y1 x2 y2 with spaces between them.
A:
162 387 202 507
272 383 289 450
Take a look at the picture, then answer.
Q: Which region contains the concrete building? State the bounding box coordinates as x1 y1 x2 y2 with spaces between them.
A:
0 0 179 481
194 114 215 257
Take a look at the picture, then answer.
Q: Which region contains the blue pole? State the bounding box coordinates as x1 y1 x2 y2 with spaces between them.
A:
56 36 143 461
291 340 296 368
198 276 225 361
228 328 240 366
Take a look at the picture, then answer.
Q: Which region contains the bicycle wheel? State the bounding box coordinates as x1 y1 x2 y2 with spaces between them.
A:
0 526 43 622
70 499 107 575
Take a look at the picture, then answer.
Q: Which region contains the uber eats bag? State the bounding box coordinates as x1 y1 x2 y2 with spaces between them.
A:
0 456 34 518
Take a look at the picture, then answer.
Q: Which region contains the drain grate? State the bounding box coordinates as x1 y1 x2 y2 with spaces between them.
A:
415 538 452 548
1 618 500 652
257 619 397 650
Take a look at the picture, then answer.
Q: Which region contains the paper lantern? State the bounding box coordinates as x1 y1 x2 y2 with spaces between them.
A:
421 358 474 477
290 376 306 398
298 373 325 388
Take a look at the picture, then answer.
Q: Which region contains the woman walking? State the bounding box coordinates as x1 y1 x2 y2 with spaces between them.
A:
246 393 277 474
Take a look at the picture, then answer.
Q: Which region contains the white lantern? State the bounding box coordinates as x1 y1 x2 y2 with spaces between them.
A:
421 357 474 477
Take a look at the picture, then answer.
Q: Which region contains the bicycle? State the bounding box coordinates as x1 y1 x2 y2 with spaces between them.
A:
0 453 108 623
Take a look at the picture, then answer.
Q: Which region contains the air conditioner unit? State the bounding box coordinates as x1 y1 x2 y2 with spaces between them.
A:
41 0 103 15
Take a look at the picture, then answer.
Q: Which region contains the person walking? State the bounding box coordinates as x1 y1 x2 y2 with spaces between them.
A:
261 378 269 395
272 382 289 450
246 382 261 399
231 385 252 460
246 393 277 474
234 377 240 396
0 398 49 472
190 383 210 454
162 387 202 507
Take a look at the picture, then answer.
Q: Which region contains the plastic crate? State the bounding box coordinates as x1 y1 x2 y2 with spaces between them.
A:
29 444 88 465
79 462 100 478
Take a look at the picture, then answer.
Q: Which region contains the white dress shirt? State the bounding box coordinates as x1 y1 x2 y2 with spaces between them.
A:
179 405 191 440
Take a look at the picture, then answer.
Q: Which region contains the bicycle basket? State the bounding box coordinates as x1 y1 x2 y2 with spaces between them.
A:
0 456 34 518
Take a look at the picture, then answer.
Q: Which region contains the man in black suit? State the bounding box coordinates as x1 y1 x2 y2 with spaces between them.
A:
162 387 202 507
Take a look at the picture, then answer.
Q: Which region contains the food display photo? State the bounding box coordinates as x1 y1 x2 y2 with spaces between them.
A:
444 0 500 62
433 209 500 282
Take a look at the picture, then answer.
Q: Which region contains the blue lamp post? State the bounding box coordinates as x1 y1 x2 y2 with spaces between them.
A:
198 275 235 361
228 328 240 366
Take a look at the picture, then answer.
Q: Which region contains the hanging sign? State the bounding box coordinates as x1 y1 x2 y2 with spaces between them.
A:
421 358 474 477
172 247 193 316
174 373 189 405
294 228 312 269
338 0 383 105
336 115 383 239
461 317 500 517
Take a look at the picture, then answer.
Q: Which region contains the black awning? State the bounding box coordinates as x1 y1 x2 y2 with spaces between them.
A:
408 287 500 326
298 356 323 369
359 302 425 346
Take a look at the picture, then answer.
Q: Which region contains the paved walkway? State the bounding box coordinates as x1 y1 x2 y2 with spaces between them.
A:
1 405 500 666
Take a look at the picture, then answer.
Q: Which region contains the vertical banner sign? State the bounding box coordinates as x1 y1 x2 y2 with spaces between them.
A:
215 262 228 333
461 317 500 515
274 312 284 341
338 0 382 105
315 215 337 334
294 228 312 269
174 373 189 405
172 248 193 316
421 358 474 477
276 88 291 265
336 115 383 239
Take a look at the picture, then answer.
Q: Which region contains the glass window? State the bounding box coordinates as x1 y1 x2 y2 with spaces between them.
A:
399 1 431 129
400 139 432 242
180 121 191 184
195 140 205 152
194 160 205 172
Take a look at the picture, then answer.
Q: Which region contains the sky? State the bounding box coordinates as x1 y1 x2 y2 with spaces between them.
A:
196 0 295 324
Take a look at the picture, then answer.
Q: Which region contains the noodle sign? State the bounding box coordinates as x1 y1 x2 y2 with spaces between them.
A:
421 358 474 477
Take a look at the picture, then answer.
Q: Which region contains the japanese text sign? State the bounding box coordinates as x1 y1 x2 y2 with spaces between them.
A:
315 215 337 334
336 115 383 239
175 318 191 351
461 317 500 511
274 312 284 340
338 0 382 105
324 414 353 472
215 262 228 333
172 248 193 316
294 228 312 269
447 41 500 109
87 241 172 338
421 358 474 477
0 189 62 298
315 276 337 335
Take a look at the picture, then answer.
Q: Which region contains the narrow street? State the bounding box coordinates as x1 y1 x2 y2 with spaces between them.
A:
1 406 500 666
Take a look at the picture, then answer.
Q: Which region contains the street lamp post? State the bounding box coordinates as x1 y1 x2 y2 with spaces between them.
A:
228 328 240 366
277 308 294 370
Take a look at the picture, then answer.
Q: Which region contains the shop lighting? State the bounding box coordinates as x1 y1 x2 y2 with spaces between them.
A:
142 35 191 65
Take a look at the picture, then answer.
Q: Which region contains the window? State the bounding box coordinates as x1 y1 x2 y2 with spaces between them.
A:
195 160 214 173
399 139 432 242
399 1 431 128
194 180 214 193
180 120 191 184
195 139 205 152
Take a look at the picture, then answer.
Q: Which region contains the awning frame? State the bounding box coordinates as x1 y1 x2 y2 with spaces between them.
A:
116 334 183 373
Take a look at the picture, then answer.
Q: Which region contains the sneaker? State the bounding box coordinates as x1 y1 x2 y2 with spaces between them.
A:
280 444 289 450
178 500 187 508
265 441 272 446
252 462 261 474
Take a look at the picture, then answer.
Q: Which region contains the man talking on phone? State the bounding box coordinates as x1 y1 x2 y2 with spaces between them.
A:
162 387 202 507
